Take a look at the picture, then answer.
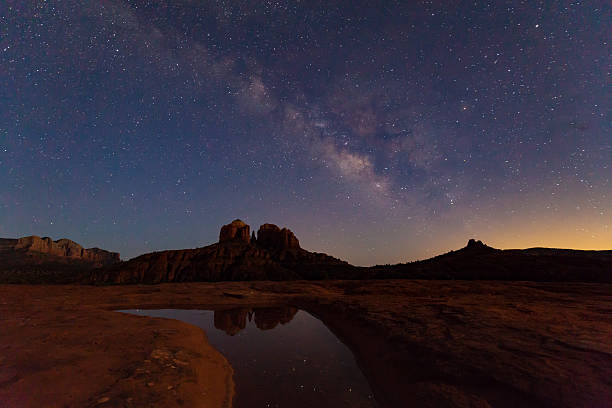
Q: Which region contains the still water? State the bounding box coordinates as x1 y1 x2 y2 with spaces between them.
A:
122 307 377 408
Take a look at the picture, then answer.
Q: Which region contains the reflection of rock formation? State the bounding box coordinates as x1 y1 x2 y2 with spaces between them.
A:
253 307 298 330
213 307 298 335
214 308 249 336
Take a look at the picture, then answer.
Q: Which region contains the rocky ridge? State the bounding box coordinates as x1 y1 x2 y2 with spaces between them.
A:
3 236 120 265
93 221 612 284
0 236 120 283
4 221 612 284
93 220 352 283
367 238 612 282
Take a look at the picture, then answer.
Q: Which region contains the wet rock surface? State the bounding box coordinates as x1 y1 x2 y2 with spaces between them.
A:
212 306 298 334
1 280 611 407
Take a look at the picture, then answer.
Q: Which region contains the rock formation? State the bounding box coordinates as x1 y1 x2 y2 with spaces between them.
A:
256 224 300 250
93 220 352 283
252 307 298 330
214 308 249 336
9 236 120 265
213 307 298 335
465 238 490 251
367 239 612 282
219 219 250 244
92 221 612 284
0 236 120 283
0 236 119 265
5 225 612 284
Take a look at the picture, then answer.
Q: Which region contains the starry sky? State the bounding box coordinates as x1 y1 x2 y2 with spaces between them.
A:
1 1 611 265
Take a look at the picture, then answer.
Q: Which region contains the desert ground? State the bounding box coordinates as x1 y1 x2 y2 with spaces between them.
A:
1 280 611 408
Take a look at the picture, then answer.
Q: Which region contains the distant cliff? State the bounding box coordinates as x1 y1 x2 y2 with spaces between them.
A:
6 236 120 265
92 219 353 283
0 236 120 283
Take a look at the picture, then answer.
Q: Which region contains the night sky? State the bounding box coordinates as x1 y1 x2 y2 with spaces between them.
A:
1 1 611 265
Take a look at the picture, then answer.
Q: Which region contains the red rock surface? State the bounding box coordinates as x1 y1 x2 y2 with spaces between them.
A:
214 308 249 335
3 236 120 265
256 223 300 250
93 221 349 283
0 280 611 408
0 236 120 283
219 219 250 244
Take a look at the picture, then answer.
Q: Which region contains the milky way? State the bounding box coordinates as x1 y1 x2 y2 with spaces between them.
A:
1 1 611 264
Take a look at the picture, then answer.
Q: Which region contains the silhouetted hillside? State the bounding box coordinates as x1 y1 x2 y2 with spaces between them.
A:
2 227 611 284
91 220 353 284
368 239 612 282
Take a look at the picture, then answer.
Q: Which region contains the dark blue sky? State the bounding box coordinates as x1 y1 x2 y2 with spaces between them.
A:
1 1 611 264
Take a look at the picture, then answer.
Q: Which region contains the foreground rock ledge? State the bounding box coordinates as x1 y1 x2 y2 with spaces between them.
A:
1 280 611 408
0 299 234 408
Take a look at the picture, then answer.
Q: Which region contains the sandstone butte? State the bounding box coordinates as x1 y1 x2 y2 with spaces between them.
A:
218 219 299 250
0 235 120 265
92 219 349 283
